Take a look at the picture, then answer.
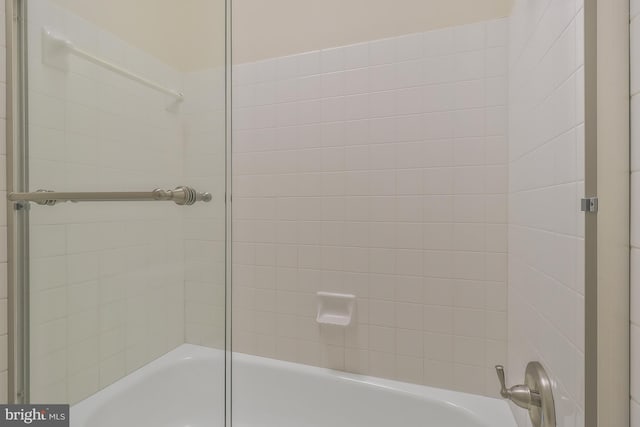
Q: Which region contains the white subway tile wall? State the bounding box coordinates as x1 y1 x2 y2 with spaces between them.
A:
631 0 640 425
232 19 509 396
23 0 225 404
0 0 7 404
508 0 584 426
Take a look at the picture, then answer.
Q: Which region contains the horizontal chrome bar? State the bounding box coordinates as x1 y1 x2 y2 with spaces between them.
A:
8 186 212 206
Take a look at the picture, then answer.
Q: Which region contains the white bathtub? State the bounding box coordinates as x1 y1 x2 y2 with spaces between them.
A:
71 344 517 427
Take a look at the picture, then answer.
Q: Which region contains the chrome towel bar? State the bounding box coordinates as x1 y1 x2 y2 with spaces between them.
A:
8 186 212 206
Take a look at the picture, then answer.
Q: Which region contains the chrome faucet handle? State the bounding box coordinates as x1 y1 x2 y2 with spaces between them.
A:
495 365 508 397
494 363 555 427
494 365 540 409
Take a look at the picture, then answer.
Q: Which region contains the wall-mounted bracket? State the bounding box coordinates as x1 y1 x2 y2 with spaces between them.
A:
581 197 598 213
13 202 29 211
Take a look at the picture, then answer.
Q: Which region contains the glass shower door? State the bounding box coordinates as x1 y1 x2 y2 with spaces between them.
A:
9 0 228 423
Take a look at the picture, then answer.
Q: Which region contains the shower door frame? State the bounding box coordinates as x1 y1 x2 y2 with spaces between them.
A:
6 0 29 404
225 0 233 425
584 0 630 426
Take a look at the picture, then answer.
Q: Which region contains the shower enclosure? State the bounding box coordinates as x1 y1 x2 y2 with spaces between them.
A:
2 0 631 426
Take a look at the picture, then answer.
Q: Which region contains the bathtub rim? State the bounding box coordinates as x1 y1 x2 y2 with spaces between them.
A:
71 343 517 427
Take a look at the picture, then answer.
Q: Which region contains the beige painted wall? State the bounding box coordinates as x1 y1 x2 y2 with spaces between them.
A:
48 0 513 68
233 0 513 63
49 0 225 71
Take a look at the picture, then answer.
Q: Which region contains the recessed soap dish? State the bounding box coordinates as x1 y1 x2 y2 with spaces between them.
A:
316 292 355 326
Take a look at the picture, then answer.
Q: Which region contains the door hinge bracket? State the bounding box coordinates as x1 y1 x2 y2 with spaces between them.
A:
581 197 598 213
13 201 30 211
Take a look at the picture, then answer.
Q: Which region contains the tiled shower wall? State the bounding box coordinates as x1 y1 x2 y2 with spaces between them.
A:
631 0 640 424
232 18 509 396
508 0 585 425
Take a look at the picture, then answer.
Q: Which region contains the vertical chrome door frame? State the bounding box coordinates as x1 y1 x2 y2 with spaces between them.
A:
585 0 631 426
584 0 597 423
224 0 233 425
6 0 29 404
